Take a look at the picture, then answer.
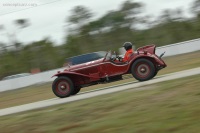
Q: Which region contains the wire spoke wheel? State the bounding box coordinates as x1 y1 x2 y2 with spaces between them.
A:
52 76 74 98
131 59 155 81
135 63 150 78
56 80 70 95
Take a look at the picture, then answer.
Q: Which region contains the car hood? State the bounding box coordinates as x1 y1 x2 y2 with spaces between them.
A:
64 58 104 72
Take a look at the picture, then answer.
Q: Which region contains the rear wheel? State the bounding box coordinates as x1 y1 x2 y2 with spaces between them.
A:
52 76 74 98
131 59 155 81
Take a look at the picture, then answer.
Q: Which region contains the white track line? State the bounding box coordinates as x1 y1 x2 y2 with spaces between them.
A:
0 67 200 116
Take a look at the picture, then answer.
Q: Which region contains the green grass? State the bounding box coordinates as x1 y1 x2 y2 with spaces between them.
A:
0 75 200 133
0 50 200 109
158 50 200 75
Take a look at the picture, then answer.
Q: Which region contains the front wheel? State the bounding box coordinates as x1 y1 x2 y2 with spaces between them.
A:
52 76 74 98
71 87 81 95
131 59 155 81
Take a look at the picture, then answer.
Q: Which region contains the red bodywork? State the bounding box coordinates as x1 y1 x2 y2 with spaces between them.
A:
52 45 166 87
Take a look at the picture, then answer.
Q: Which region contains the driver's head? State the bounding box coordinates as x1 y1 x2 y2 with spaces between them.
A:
123 42 133 51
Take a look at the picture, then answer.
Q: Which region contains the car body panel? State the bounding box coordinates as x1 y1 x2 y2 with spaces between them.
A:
102 61 129 76
52 44 166 86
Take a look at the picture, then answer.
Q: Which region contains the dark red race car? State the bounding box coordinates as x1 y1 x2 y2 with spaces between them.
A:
52 45 166 98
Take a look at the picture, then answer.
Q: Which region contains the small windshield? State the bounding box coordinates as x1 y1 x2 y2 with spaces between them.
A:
66 51 106 65
104 51 112 61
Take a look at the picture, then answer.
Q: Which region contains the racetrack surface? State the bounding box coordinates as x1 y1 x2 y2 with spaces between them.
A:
0 67 200 116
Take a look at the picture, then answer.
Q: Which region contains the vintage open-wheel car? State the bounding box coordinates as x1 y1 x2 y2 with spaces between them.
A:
52 45 166 98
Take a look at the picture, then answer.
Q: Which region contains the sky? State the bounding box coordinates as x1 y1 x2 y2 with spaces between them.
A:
0 0 195 46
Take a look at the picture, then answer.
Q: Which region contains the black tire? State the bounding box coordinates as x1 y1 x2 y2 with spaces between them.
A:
149 71 158 80
152 71 158 79
131 59 155 81
52 76 74 98
71 87 81 95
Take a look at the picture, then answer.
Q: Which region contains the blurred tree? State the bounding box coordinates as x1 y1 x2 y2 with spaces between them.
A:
99 11 125 29
90 0 144 30
15 19 30 28
71 0 144 52
172 8 184 22
0 25 6 52
65 6 94 54
14 19 30 50
120 0 143 28
191 0 200 18
27 39 60 71
158 9 173 24
3 1 200 79
139 8 194 47
0 43 7 53
68 6 92 29
87 20 105 33
63 35 81 56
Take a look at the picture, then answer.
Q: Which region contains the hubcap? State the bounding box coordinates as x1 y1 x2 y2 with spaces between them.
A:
140 68 146 73
60 85 66 90
56 80 70 95
136 63 150 77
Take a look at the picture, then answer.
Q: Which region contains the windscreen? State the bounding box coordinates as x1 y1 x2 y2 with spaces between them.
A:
66 51 106 65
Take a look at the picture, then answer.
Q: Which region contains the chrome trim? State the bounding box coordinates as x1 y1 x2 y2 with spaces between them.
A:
69 61 129 71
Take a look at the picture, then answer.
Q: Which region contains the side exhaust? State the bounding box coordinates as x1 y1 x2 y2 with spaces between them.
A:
159 52 166 58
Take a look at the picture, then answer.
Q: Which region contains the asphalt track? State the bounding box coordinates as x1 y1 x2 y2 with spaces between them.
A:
0 67 200 116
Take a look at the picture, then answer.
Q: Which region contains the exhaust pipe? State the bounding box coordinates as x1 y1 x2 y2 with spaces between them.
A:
159 52 166 58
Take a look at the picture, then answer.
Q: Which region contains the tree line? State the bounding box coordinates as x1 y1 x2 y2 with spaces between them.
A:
0 0 200 79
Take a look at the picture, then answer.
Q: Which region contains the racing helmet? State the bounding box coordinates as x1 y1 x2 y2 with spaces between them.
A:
123 42 133 51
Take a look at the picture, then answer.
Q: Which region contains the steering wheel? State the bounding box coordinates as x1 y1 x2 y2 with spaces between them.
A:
111 54 123 62
116 56 123 62
111 56 116 61
110 51 117 61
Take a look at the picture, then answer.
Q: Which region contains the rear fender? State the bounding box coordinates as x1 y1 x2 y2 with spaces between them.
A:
135 45 166 69
52 71 100 86
128 54 164 72
137 45 156 54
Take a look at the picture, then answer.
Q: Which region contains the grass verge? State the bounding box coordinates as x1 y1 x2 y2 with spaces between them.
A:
0 75 200 133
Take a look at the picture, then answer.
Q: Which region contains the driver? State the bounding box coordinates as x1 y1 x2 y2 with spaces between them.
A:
122 42 134 62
